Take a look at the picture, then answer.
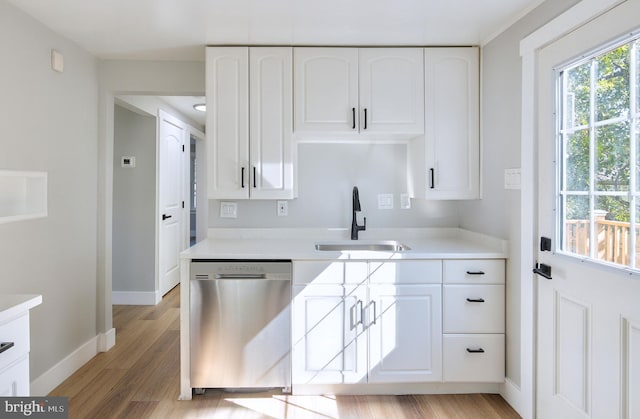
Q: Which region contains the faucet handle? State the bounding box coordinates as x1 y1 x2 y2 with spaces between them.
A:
359 217 367 232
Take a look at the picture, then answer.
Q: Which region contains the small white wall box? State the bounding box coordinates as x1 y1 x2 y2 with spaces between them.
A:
220 202 238 218
0 170 48 224
51 49 64 73
121 156 136 168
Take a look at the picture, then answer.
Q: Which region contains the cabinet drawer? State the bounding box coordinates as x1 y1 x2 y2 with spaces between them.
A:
0 314 30 371
443 259 504 284
443 285 504 333
293 261 368 285
369 260 442 284
443 334 504 382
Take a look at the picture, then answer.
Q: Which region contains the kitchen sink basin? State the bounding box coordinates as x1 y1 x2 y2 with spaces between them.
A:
315 240 411 252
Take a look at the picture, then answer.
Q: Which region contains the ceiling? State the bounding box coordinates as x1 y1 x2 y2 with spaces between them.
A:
8 0 546 61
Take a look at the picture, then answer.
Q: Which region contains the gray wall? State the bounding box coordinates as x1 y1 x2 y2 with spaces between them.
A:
112 105 156 292
210 142 460 229
0 0 99 381
458 0 581 386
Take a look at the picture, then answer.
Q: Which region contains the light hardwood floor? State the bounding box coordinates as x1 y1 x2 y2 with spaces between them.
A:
50 286 521 418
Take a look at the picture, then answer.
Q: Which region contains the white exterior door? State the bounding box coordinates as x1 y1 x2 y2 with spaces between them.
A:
293 47 359 134
359 48 424 134
158 109 186 296
535 2 640 417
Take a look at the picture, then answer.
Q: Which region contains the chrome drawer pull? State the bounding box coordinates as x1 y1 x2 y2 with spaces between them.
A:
466 347 485 353
0 342 15 354
466 298 485 303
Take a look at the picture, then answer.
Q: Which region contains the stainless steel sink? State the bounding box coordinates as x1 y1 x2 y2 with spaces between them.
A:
315 240 411 252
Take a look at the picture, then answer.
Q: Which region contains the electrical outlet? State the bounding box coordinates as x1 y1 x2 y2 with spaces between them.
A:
400 193 411 209
277 200 288 216
220 202 237 218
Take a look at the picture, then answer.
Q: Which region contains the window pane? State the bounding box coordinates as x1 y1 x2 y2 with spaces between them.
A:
595 195 630 265
595 122 630 191
595 44 630 122
565 129 590 191
564 63 591 128
564 195 590 257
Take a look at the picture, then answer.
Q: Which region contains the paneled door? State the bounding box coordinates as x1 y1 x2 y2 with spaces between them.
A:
535 1 640 417
158 109 186 296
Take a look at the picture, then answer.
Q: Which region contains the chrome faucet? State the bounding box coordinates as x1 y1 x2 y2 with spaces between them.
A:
351 186 366 240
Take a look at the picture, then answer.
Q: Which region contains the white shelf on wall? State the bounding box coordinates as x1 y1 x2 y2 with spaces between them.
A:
0 170 48 224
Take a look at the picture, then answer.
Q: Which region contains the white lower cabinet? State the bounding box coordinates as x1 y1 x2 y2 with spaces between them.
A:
292 260 442 385
442 259 505 383
292 258 505 387
443 334 505 383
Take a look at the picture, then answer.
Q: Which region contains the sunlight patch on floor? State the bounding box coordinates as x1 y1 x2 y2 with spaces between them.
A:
223 394 339 418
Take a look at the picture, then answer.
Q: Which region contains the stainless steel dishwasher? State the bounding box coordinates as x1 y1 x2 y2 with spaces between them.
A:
190 260 292 390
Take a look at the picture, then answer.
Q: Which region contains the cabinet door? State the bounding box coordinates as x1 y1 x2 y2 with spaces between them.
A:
293 48 359 134
367 284 442 382
359 48 425 134
249 47 294 199
424 47 479 199
292 284 367 384
206 47 249 199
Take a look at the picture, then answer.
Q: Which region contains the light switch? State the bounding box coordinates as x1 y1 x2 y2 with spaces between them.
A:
504 168 521 190
377 194 394 210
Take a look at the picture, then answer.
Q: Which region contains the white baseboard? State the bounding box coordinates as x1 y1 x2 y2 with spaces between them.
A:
97 328 116 352
500 378 523 418
31 329 116 396
112 290 161 305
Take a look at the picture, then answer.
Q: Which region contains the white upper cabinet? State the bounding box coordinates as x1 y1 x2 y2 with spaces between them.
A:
294 47 424 137
206 47 248 199
358 48 424 134
423 47 480 199
206 47 294 199
293 48 359 134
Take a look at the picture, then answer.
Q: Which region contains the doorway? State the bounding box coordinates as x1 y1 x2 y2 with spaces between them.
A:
112 95 205 305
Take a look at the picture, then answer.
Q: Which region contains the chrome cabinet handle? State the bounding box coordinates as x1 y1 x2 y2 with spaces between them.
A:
370 301 377 325
350 300 364 330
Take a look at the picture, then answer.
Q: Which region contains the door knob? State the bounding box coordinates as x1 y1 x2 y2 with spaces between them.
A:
162 214 172 221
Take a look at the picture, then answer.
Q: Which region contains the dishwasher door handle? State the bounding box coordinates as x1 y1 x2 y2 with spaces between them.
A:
215 274 267 279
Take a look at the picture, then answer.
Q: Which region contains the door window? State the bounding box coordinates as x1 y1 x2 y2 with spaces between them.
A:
558 34 640 269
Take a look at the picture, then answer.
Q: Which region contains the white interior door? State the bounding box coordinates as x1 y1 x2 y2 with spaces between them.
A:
158 109 186 296
535 2 640 417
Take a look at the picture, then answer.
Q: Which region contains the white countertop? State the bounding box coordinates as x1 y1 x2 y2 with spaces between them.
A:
181 228 508 260
0 294 42 323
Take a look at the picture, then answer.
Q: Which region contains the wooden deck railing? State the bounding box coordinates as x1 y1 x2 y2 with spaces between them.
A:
565 219 640 266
